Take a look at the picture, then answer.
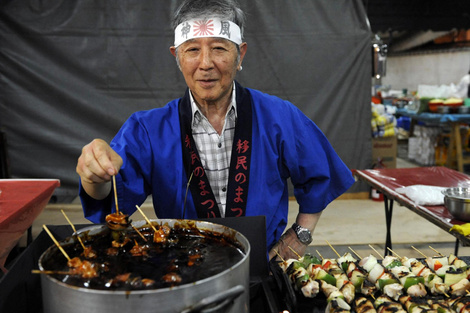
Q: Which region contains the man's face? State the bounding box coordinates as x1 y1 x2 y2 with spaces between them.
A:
171 37 246 106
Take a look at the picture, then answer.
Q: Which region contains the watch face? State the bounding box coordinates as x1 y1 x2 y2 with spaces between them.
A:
298 230 311 243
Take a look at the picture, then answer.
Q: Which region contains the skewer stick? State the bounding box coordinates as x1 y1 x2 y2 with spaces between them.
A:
31 269 73 275
316 250 323 260
274 249 286 263
135 205 158 233
387 247 401 258
411 246 428 258
369 244 383 259
287 245 302 259
61 210 86 251
429 246 444 257
132 225 148 242
348 246 362 259
42 225 71 261
112 175 120 215
326 240 340 258
182 171 194 218
61 210 78 233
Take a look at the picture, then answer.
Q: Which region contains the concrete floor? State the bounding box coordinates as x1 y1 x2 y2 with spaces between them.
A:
17 157 470 262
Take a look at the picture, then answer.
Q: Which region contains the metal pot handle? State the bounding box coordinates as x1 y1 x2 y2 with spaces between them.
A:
179 284 245 313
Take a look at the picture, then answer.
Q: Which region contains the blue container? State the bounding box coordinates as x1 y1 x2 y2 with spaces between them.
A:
396 116 411 131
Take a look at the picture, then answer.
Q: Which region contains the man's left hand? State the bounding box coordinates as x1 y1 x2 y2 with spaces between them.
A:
268 228 308 261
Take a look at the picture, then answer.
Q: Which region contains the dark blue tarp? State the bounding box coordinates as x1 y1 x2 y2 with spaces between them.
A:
0 0 372 201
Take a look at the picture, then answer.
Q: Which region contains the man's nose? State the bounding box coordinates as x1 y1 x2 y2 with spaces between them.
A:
198 48 214 69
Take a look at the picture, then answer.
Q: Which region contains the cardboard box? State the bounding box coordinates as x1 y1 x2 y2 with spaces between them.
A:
372 136 397 168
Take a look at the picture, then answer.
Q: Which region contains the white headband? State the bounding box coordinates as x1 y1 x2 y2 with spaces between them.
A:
174 18 242 47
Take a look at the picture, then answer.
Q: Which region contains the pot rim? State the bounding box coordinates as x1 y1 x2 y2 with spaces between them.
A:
442 187 470 200
38 219 251 295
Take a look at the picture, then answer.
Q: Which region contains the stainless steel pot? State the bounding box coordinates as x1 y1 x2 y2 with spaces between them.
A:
442 187 470 222
39 219 250 313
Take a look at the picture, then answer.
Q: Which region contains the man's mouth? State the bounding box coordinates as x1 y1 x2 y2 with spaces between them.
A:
198 79 217 87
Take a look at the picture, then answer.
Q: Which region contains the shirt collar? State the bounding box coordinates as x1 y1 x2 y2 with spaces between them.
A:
190 83 237 127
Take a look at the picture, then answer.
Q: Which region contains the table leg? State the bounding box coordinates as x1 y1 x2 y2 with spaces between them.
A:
384 195 394 257
454 123 464 173
447 124 456 169
27 226 32 246
447 123 464 172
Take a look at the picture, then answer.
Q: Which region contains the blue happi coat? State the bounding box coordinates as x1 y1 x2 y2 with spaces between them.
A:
80 82 354 252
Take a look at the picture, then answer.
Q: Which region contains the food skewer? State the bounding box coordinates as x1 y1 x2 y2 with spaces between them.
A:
319 246 357 304
61 209 86 251
274 249 299 273
335 249 376 297
105 177 130 231
135 204 171 243
283 253 322 299
42 224 71 261
423 251 470 296
31 269 73 275
61 209 98 259
308 252 352 307
273 249 285 262
369 245 383 259
371 246 428 298
112 175 120 215
386 247 398 256
182 171 194 218
326 240 341 258
356 248 404 300
354 295 377 313
327 241 369 297
132 224 148 242
373 294 407 313
384 247 451 297
135 205 158 233
429 246 444 257
61 209 78 233
349 247 362 259
411 246 427 258
287 245 302 259
278 244 470 312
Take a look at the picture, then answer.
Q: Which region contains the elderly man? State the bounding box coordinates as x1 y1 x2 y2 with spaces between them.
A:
76 0 354 261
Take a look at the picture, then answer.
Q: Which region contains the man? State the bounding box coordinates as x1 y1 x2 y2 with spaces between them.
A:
76 0 354 261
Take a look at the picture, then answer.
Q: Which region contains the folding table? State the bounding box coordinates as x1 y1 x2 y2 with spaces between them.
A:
354 167 470 256
0 179 60 272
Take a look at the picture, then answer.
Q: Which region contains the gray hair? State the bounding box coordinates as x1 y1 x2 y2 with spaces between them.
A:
172 0 246 40
172 0 246 69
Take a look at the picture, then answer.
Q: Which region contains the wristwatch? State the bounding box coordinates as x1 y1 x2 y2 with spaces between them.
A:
292 223 312 245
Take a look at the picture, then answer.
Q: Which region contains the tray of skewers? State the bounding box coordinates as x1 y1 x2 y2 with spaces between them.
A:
271 247 470 313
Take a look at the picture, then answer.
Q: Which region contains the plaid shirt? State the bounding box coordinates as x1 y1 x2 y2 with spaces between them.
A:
190 86 237 217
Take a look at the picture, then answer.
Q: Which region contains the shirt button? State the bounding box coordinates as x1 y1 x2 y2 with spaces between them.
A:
218 143 222 148
222 187 227 192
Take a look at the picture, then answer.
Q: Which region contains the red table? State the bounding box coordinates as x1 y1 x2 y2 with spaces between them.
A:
354 167 470 256
0 179 60 272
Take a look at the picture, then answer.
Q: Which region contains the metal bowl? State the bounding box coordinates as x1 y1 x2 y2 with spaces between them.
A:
442 187 470 221
459 106 470 114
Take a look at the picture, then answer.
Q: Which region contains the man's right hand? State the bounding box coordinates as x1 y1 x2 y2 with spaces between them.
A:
76 139 123 199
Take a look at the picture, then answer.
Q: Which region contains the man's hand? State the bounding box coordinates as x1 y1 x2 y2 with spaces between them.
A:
268 212 322 261
268 228 308 261
76 138 123 199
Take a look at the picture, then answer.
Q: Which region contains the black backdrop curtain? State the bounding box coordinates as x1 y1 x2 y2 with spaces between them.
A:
0 0 371 201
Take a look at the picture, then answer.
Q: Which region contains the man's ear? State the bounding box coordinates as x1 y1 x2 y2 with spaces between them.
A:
170 46 177 57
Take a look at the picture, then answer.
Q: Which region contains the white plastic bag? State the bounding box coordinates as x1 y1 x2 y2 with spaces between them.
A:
395 185 446 206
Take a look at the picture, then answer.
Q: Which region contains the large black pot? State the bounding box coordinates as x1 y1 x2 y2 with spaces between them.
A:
38 219 250 313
